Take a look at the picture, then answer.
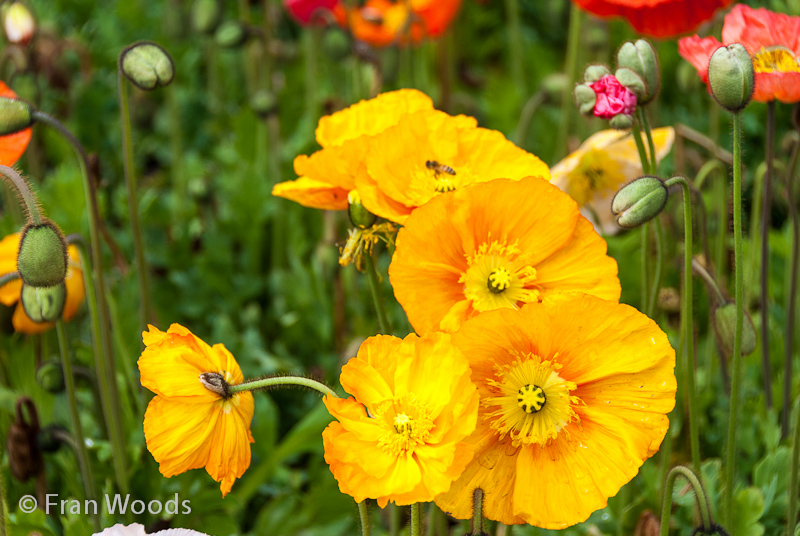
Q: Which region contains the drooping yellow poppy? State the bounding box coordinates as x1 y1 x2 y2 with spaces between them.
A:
322 332 479 507
138 324 255 497
356 110 551 224
388 177 620 335
0 232 85 334
272 89 434 210
550 127 674 234
435 294 676 529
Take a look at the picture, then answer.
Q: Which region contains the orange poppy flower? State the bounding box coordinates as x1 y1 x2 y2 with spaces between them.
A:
357 110 550 224
572 0 733 39
678 4 800 103
272 89 433 210
0 81 31 165
435 294 676 528
388 178 621 335
334 0 461 47
0 232 84 334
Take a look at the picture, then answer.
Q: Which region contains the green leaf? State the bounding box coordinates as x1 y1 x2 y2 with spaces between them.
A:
731 487 765 536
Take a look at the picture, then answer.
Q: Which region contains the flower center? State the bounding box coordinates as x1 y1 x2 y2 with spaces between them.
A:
374 394 434 454
460 238 539 312
426 160 458 193
484 352 580 447
753 46 800 74
566 150 626 207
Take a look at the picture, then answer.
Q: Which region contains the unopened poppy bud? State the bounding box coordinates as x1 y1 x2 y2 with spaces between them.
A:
611 176 667 228
0 95 32 135
17 221 67 287
3 2 34 46
215 21 249 48
250 90 277 118
36 361 64 394
574 83 596 116
617 40 660 104
323 27 351 61
714 303 757 356
120 42 175 91
583 64 611 83
21 283 66 323
614 67 646 101
609 113 634 130
191 0 222 35
708 44 754 113
348 190 377 229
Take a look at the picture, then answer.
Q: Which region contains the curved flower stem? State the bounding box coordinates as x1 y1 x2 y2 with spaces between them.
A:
514 90 546 147
554 3 581 161
692 258 726 306
0 444 5 536
640 108 658 175
231 375 337 397
664 175 700 475
411 503 423 536
789 397 800 536
646 218 664 318
365 252 391 334
117 71 152 333
784 139 800 439
472 488 484 535
659 465 712 536
725 111 745 528
56 320 101 532
694 160 728 275
504 0 525 96
0 165 42 224
31 109 129 495
761 101 776 410
0 271 19 289
631 118 651 174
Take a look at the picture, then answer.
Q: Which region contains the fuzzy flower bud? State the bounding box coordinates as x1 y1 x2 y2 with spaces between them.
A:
617 40 660 105
348 190 377 229
191 0 222 35
574 84 597 116
713 303 757 356
21 283 66 323
215 21 249 49
708 44 754 113
36 362 64 394
0 95 32 135
17 221 67 287
611 176 668 228
583 64 611 83
120 42 175 91
591 75 637 120
3 2 34 46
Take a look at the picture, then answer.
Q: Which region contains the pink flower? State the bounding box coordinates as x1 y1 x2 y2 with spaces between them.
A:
590 75 637 119
284 0 338 25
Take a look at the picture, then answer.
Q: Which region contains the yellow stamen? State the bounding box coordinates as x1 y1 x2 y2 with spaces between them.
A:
753 46 800 74
566 150 626 207
375 394 434 454
460 239 539 312
434 176 456 193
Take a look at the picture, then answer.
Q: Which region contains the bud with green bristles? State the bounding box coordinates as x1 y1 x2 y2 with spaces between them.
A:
617 40 660 105
611 176 668 228
120 42 175 91
17 220 67 287
0 96 32 135
21 282 66 323
714 303 757 356
708 44 754 113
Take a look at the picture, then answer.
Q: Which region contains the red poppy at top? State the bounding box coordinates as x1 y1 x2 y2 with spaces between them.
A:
572 0 734 39
0 81 30 166
283 0 338 25
679 4 800 103
334 0 462 47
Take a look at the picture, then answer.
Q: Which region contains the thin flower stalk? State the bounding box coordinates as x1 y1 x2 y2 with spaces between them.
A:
694 160 728 275
0 165 41 224
761 101 776 410
504 0 525 95
660 465 712 536
364 252 390 334
555 3 581 161
56 320 101 532
358 500 370 536
229 375 337 397
411 503 423 536
664 175 701 475
646 218 665 317
789 397 800 536
118 69 152 334
472 489 484 536
31 110 129 495
725 111 745 528
784 138 800 439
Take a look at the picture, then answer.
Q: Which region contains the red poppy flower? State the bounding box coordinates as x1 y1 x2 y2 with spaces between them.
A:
678 4 800 103
334 0 461 47
572 0 734 39
0 81 30 165
284 0 338 26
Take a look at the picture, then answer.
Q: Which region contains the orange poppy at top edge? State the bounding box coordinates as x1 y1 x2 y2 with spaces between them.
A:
0 81 31 166
572 0 734 39
679 4 800 103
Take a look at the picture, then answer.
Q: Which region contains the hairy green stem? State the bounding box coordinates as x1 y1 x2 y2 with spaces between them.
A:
365 252 390 334
358 501 371 536
56 321 101 531
694 160 728 276
646 218 664 317
789 398 800 535
231 375 336 397
692 258 726 306
504 0 526 95
665 175 700 474
31 109 129 495
472 488 484 535
554 3 581 161
784 139 800 439
411 503 423 536
660 466 712 536
0 271 19 288
0 165 41 224
725 112 745 528
761 101 776 410
117 73 152 332
640 107 658 174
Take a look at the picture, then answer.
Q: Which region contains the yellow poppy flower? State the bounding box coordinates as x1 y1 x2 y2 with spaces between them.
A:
0 232 85 334
356 110 551 224
322 332 479 507
388 177 620 335
550 127 674 234
272 89 434 210
138 324 255 497
435 293 676 529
